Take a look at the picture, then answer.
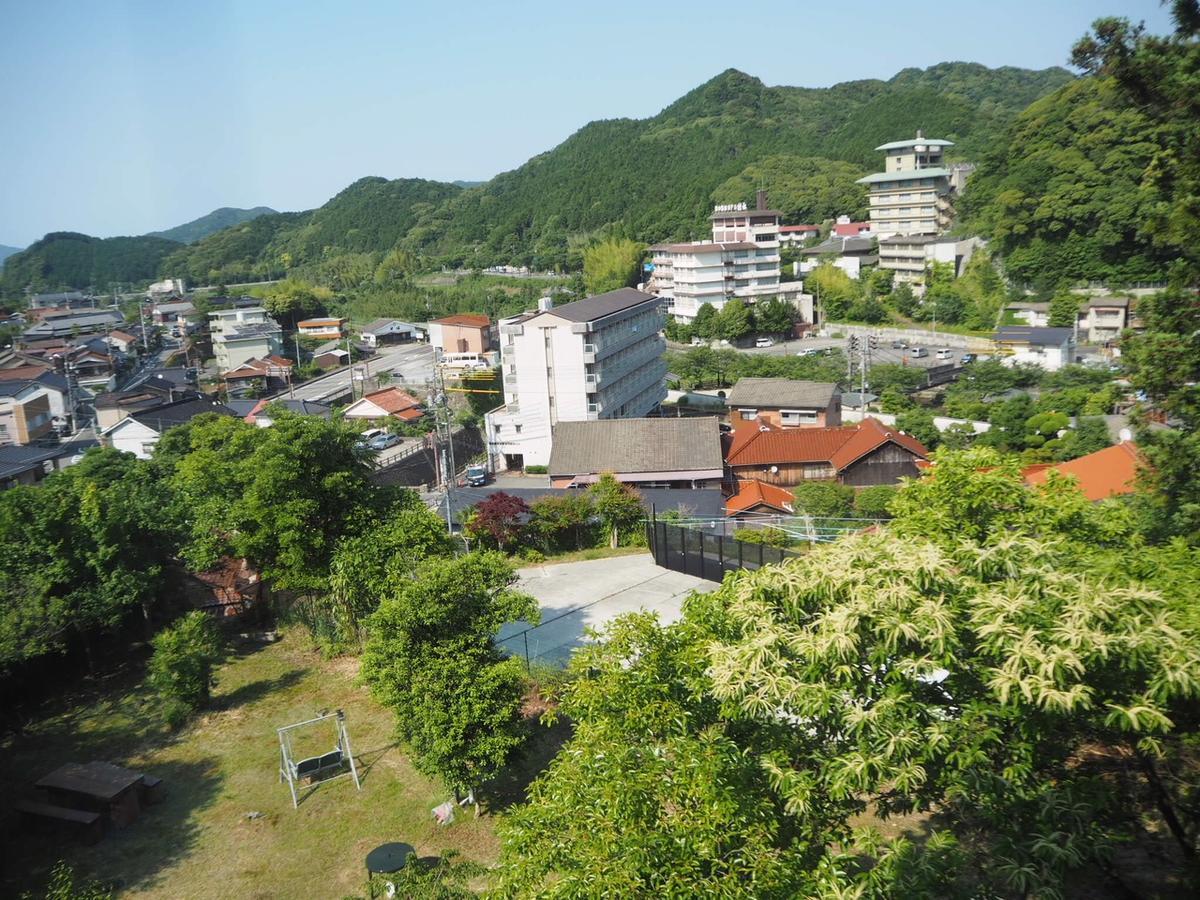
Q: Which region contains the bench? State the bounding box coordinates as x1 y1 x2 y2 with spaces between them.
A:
140 775 166 806
16 800 103 845
294 749 345 783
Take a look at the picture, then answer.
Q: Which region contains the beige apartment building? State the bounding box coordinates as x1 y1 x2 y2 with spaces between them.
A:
858 132 955 238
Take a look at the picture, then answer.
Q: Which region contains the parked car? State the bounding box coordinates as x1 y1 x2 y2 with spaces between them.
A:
935 348 954 360
464 464 488 487
796 348 819 357
891 339 908 349
368 433 402 451
960 353 976 365
754 337 774 348
910 347 928 358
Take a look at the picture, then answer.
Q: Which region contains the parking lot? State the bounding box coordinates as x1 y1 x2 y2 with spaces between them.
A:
732 334 976 370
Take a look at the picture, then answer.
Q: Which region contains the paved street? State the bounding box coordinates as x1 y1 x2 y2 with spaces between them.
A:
276 343 437 402
496 554 715 667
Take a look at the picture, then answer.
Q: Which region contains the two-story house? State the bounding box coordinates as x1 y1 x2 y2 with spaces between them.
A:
725 379 842 434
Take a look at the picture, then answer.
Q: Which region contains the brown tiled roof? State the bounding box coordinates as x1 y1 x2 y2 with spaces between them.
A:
360 387 422 415
432 313 490 327
549 417 723 476
725 479 796 515
727 378 839 409
297 318 346 327
726 418 928 470
1023 441 1143 502
0 364 55 381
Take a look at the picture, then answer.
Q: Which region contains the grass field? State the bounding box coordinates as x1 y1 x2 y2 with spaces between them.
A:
2 631 562 898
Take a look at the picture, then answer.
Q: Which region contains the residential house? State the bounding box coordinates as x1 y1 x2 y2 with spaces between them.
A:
726 378 842 434
0 445 62 488
993 326 1075 371
21 310 124 342
151 299 197 326
29 291 91 310
0 368 71 426
340 386 425 423
799 235 878 281
95 380 205 431
546 417 724 488
102 397 236 459
1005 301 1050 328
725 479 797 516
777 224 821 246
231 398 333 427
857 132 956 237
1022 441 1143 502
361 318 421 348
146 278 186 299
221 355 294 395
0 381 55 445
296 317 347 340
428 314 493 355
725 417 929 488
212 322 285 373
313 347 350 370
648 190 807 322
485 288 667 470
1076 296 1130 345
831 217 873 238
106 329 141 356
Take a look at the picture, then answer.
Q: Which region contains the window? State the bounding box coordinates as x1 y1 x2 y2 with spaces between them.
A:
739 408 758 420
514 424 522 434
780 409 818 426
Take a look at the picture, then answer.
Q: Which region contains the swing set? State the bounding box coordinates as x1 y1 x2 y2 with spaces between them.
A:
277 709 361 808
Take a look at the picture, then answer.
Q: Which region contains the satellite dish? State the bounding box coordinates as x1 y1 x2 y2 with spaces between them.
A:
769 465 779 474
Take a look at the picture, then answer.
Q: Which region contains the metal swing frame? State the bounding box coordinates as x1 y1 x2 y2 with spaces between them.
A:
277 709 361 809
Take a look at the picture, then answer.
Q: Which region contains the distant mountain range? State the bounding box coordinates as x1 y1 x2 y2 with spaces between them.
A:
0 245 21 268
1 61 1074 296
146 206 278 244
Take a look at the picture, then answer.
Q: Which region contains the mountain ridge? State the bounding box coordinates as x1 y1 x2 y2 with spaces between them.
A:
147 206 279 244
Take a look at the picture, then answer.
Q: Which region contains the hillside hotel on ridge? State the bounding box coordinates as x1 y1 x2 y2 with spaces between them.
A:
485 288 667 471
857 131 955 238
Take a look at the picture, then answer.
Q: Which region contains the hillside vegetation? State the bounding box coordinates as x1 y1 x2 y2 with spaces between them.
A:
147 206 278 244
0 232 180 296
3 62 1072 296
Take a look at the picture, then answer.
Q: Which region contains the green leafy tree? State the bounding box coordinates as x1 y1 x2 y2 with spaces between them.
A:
583 238 644 295
791 481 854 518
693 302 719 340
756 298 797 334
1048 290 1083 327
853 484 899 519
528 493 594 551
805 263 859 322
896 407 940 449
148 611 226 729
261 277 333 328
588 474 644 548
716 298 753 341
361 553 539 795
711 155 868 222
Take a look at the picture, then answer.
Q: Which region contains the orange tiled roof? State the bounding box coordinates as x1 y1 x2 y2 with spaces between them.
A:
432 313 490 327
1023 442 1143 502
361 386 422 415
726 417 929 471
725 479 796 516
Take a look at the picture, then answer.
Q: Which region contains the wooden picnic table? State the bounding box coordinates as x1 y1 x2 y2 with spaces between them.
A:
36 761 146 828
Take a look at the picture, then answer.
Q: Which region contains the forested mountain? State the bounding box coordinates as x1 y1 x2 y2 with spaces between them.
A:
961 76 1180 287
2 62 1073 295
0 232 180 296
0 245 20 267
147 206 278 244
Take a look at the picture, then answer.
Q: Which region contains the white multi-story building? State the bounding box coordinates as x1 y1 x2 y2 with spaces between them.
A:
858 131 956 238
484 288 666 471
877 235 983 286
647 191 804 322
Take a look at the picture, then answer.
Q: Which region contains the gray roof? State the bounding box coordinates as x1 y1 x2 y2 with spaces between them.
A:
221 322 282 339
256 399 332 418
875 137 954 151
726 378 839 409
363 318 419 333
1083 295 1130 308
0 445 61 480
994 326 1074 345
127 397 236 433
1006 301 1049 312
540 288 660 325
857 167 952 185
549 417 723 476
651 241 758 253
879 234 937 246
801 236 875 256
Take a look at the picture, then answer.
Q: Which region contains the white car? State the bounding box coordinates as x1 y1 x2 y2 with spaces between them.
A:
754 337 774 348
796 348 818 357
935 348 954 360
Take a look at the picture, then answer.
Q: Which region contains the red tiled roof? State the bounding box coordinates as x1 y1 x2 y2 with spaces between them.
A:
108 330 138 343
360 386 422 415
725 479 796 516
297 318 345 327
432 313 490 327
0 364 54 381
264 355 294 368
726 417 929 471
223 356 293 380
833 221 871 236
1023 442 1143 502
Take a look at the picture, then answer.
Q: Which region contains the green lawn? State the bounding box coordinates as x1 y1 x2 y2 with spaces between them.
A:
2 632 558 898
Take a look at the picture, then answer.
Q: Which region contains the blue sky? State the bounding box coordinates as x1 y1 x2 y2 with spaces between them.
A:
0 0 1176 247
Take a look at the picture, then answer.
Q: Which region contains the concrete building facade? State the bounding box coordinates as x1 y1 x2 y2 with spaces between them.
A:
858 132 955 238
485 289 666 470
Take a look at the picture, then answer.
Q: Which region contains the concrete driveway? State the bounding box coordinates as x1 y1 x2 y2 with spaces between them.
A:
496 553 715 668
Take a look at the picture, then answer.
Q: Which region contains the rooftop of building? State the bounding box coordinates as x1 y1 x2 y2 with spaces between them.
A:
431 313 491 327
857 167 953 185
650 241 759 253
801 236 876 256
725 417 928 470
538 288 661 325
726 378 839 409
548 417 723 476
993 326 1075 344
1022 441 1143 502
725 479 797 516
875 135 955 151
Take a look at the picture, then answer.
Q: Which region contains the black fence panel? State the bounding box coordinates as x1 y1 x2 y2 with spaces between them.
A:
648 522 801 583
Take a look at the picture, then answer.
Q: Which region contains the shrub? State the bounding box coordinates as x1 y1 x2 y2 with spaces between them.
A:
525 465 548 474
734 527 793 547
23 862 113 900
148 612 225 729
853 485 899 519
792 481 854 518
516 547 546 564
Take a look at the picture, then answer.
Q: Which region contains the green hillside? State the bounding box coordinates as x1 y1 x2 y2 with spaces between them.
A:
147 206 278 244
0 232 180 296
961 77 1178 287
3 62 1073 296
0 245 20 267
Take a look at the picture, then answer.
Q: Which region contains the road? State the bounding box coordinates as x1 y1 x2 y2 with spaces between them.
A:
273 343 437 402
